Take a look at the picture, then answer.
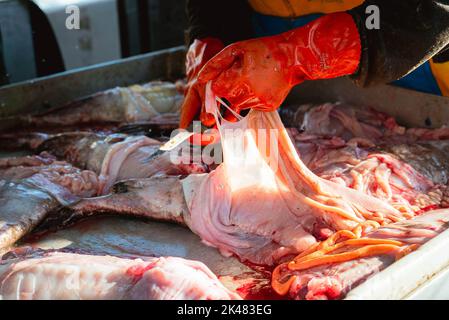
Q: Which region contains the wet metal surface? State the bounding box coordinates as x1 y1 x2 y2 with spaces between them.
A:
23 216 252 277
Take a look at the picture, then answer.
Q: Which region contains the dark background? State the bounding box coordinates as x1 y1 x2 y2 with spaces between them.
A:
0 0 188 87
118 0 187 57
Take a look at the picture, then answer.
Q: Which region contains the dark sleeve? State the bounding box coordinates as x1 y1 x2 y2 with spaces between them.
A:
0 30 8 86
348 0 449 87
186 0 253 45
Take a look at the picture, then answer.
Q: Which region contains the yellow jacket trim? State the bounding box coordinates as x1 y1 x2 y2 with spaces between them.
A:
248 0 365 18
430 60 449 97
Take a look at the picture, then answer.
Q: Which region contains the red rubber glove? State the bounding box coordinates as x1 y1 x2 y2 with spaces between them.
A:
179 38 224 129
198 12 361 124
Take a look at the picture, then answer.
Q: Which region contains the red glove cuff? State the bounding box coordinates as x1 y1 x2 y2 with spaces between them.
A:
282 12 361 82
186 38 225 82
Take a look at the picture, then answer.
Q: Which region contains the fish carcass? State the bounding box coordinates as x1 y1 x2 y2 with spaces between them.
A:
0 154 99 252
35 132 207 194
0 128 207 249
0 248 240 300
15 81 183 128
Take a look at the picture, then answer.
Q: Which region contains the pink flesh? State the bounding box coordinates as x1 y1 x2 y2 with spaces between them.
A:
0 153 101 199
0 153 56 169
97 135 207 195
185 91 448 266
117 145 207 182
298 103 399 140
98 136 161 194
294 143 437 210
0 251 241 300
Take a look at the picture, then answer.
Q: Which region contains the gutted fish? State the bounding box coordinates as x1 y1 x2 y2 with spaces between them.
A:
34 175 189 233
290 132 449 186
280 103 449 144
0 159 98 252
280 103 405 140
0 153 57 180
0 249 240 300
16 81 183 128
36 132 207 194
0 115 180 150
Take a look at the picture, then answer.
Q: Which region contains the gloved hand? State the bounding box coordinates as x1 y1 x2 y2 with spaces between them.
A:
197 12 361 124
179 37 224 129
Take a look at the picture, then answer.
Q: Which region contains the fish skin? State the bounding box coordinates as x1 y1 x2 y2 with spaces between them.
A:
0 162 99 252
383 143 449 185
37 132 117 171
0 181 57 253
33 175 189 234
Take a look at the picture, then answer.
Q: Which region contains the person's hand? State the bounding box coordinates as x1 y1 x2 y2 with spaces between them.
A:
198 12 361 125
179 38 224 129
